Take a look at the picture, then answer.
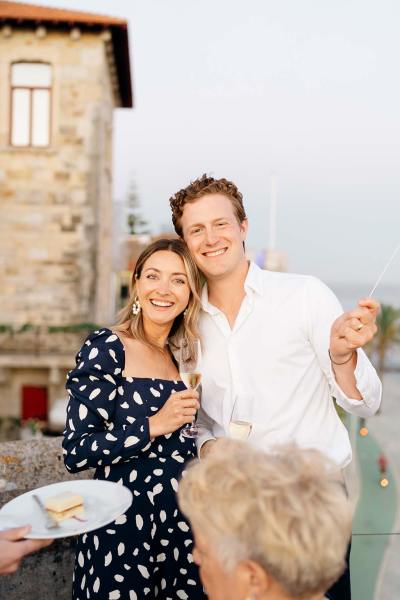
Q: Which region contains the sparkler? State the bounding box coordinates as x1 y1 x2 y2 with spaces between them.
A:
368 242 400 298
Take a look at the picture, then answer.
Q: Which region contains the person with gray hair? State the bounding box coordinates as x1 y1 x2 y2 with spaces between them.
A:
178 439 353 600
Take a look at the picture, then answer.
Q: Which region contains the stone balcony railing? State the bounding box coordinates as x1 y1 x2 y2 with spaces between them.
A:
0 328 94 355
0 437 92 600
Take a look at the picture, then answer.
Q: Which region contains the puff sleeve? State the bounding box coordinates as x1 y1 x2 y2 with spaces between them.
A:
62 329 151 473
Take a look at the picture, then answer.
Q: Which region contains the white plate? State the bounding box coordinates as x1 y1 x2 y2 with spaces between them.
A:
0 479 133 539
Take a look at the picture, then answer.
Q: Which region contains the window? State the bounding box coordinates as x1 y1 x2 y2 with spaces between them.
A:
10 62 52 147
21 386 48 421
116 271 132 310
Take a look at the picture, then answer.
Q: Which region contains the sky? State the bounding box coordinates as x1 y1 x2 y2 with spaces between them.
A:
21 0 400 289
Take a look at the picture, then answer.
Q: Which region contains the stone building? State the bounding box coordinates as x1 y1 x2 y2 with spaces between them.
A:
0 1 133 423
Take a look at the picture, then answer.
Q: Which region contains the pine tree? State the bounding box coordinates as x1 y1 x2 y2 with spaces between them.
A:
126 181 150 235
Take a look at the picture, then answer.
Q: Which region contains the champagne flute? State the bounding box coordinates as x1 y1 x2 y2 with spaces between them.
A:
228 395 253 440
179 338 202 438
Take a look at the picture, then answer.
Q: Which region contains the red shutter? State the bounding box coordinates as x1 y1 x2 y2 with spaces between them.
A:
21 386 48 421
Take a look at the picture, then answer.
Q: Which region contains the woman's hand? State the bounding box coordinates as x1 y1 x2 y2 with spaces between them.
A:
149 389 200 438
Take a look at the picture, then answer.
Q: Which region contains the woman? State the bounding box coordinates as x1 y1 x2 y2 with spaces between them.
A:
178 440 352 600
63 238 206 600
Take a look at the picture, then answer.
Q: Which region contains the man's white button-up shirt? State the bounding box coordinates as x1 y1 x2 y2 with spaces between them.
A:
197 262 381 468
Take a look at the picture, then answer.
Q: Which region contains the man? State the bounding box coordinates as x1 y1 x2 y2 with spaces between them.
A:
169 174 381 600
0 525 52 575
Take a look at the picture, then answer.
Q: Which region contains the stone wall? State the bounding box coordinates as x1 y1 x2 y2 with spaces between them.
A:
0 28 115 327
0 25 118 418
0 436 92 600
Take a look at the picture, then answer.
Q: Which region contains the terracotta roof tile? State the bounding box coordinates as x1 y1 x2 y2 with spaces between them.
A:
0 1 126 26
0 1 133 108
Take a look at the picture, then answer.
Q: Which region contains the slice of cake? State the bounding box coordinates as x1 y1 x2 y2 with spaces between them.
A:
45 491 84 522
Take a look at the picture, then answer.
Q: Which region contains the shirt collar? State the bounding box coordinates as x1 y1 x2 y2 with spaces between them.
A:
243 261 264 296
201 283 219 315
201 261 264 314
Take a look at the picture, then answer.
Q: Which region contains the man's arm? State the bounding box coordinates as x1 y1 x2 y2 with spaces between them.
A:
329 298 379 399
196 404 217 459
306 278 381 416
199 439 217 459
0 525 53 575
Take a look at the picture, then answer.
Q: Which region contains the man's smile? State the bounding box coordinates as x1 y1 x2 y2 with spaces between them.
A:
202 248 228 258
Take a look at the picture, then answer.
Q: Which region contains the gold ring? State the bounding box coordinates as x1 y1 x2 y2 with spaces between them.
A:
357 323 364 331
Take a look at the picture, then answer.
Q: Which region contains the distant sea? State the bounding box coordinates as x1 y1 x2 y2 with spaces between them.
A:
330 283 400 369
329 283 399 311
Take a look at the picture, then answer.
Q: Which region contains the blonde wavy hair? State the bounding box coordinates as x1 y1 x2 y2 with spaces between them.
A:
114 238 202 359
178 440 353 600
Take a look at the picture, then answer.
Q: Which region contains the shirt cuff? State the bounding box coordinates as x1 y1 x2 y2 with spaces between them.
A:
196 433 217 459
330 348 382 411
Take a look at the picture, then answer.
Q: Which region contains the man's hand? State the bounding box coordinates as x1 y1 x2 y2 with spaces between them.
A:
330 298 379 363
0 525 53 575
199 439 217 459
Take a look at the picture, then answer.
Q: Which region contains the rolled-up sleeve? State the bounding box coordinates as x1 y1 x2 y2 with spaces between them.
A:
195 406 216 458
330 348 382 416
306 277 382 417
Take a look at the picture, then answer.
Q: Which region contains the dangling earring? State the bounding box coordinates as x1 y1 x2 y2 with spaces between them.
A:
132 297 141 316
183 308 188 318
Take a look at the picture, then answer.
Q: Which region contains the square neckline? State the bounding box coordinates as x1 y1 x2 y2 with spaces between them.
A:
108 328 183 384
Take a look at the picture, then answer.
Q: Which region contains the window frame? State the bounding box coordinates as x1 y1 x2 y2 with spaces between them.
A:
9 61 53 148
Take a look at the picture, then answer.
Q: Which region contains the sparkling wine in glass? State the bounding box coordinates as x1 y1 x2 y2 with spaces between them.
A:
228 395 253 440
179 339 202 438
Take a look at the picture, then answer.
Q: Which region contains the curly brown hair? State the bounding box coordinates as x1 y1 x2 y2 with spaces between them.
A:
169 174 247 237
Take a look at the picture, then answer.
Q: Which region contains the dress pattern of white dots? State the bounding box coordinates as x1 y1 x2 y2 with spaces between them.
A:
63 329 206 600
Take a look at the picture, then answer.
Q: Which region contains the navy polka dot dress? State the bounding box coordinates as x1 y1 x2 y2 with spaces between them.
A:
63 329 205 600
